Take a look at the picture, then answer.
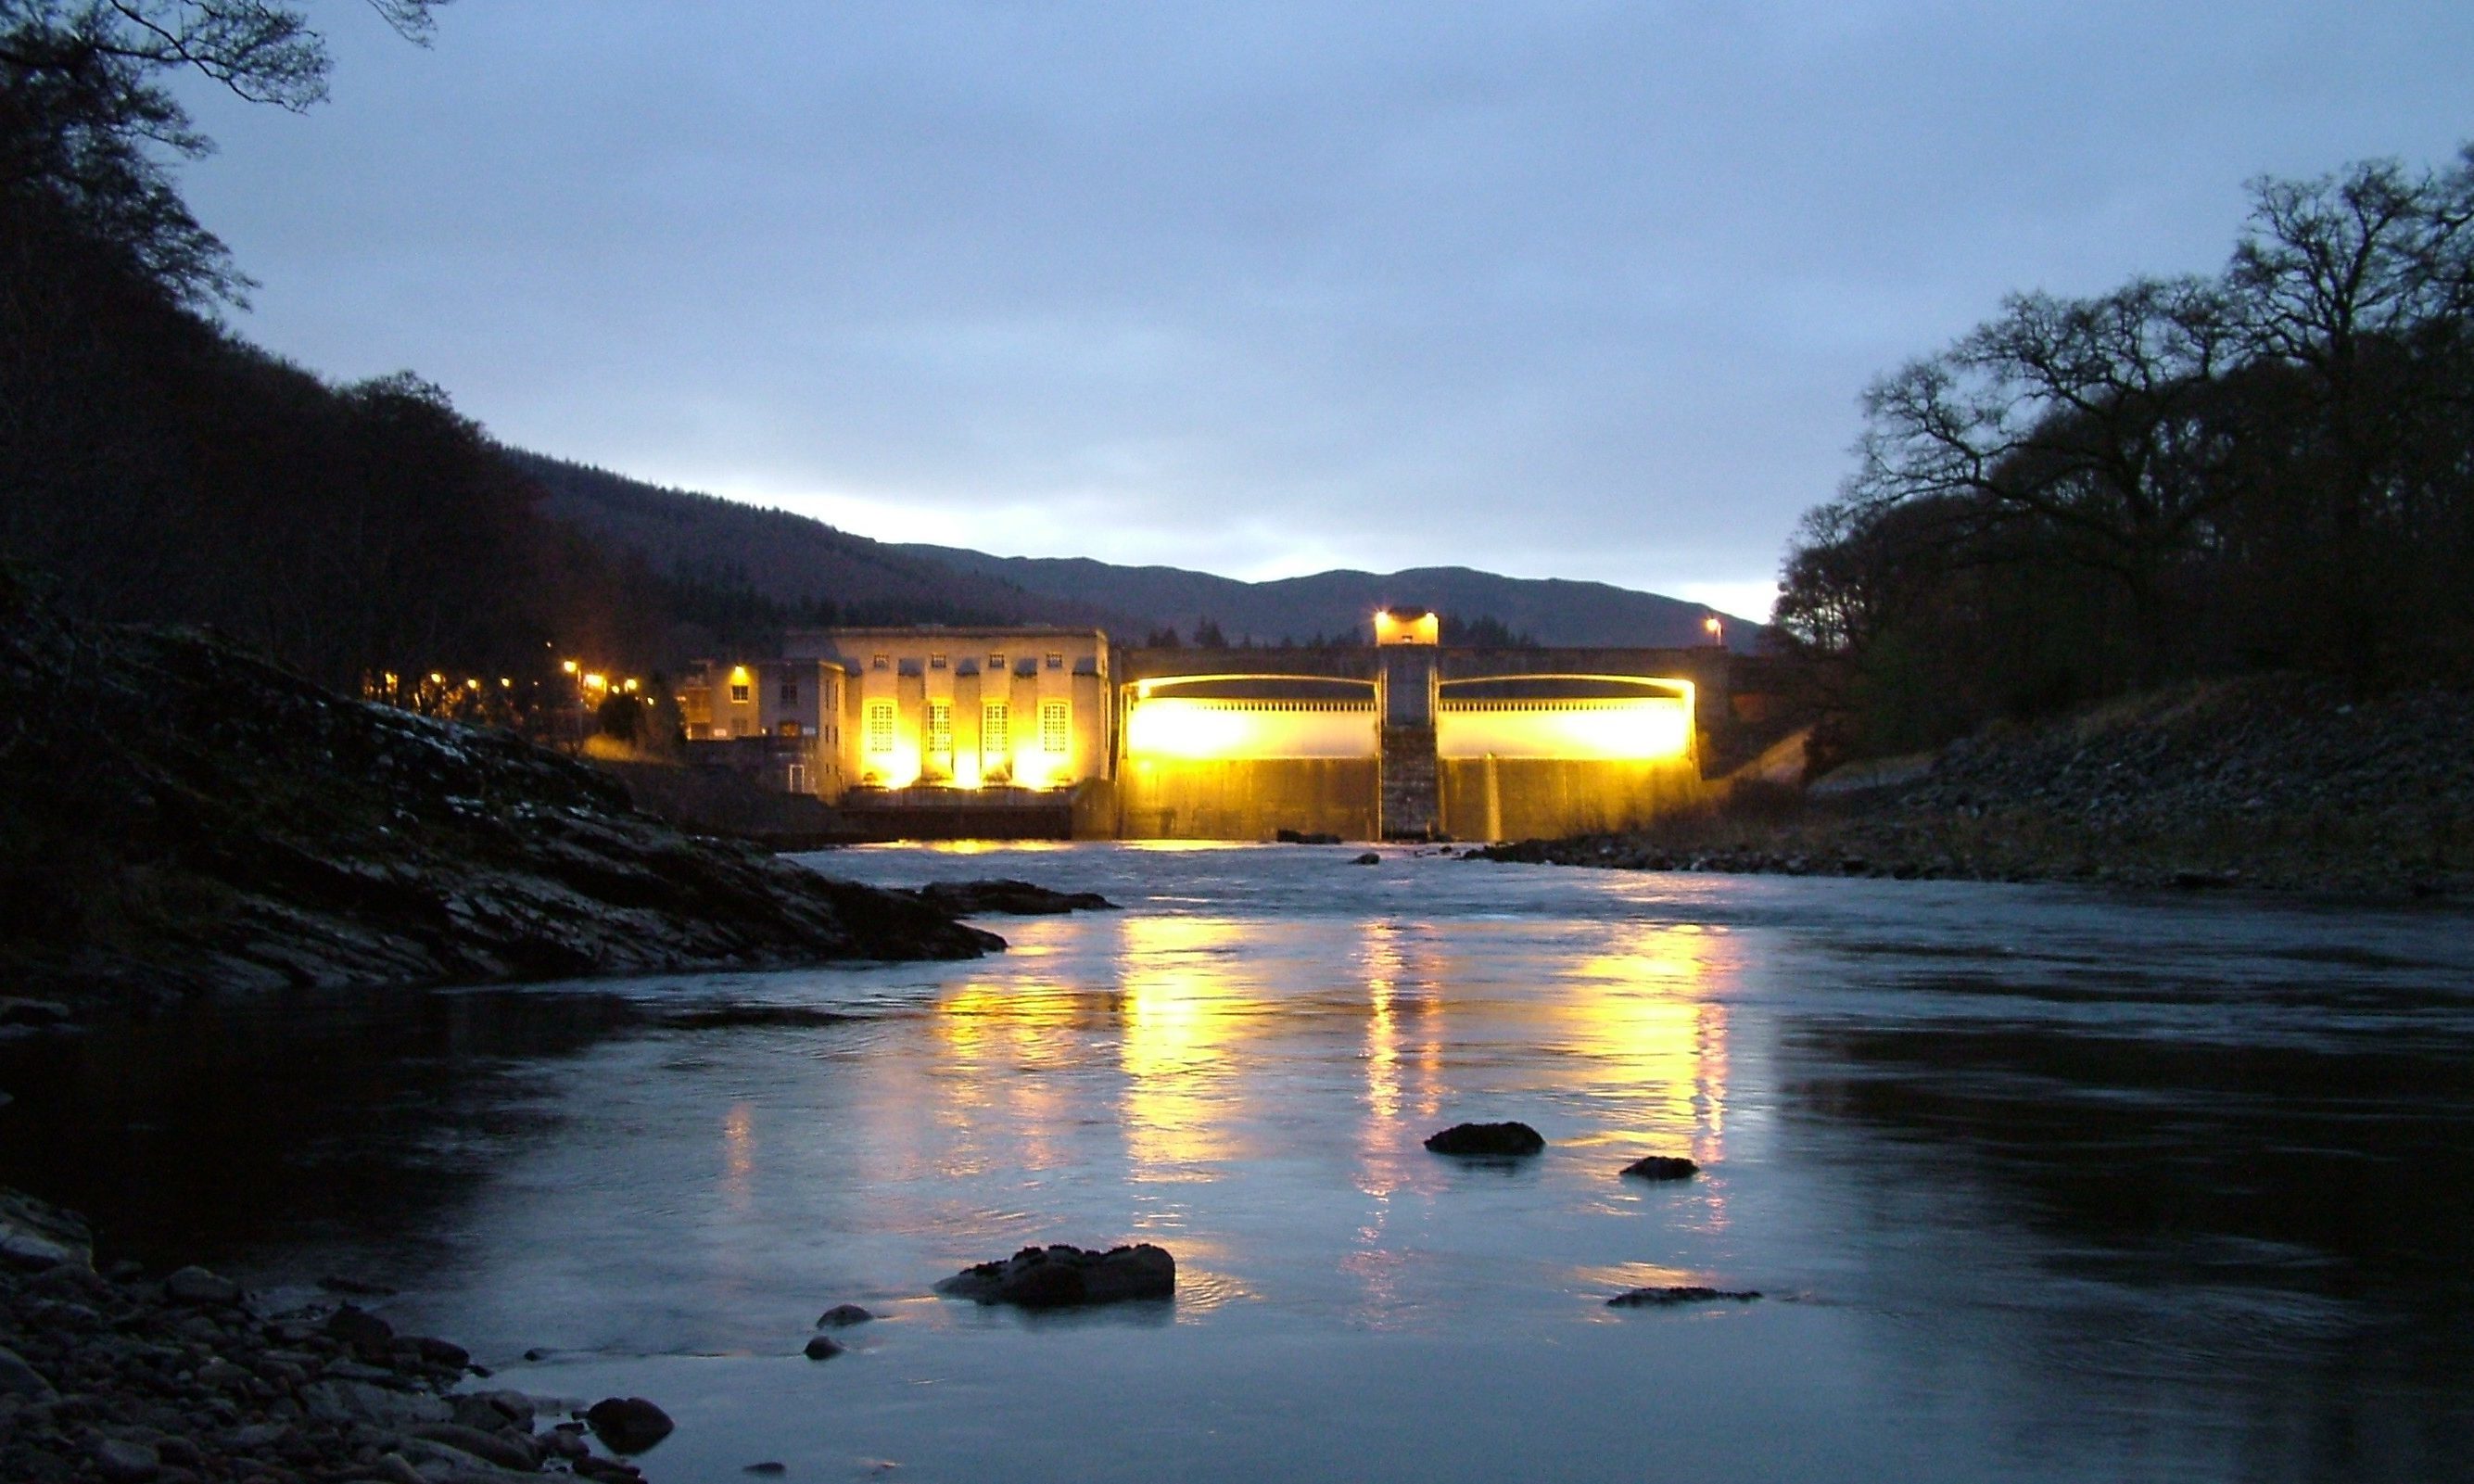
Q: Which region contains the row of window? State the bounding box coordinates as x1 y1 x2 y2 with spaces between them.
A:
869 652 1070 672
863 701 1070 755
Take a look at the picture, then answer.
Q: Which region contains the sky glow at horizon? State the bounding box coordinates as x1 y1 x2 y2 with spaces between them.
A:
171 1 2474 620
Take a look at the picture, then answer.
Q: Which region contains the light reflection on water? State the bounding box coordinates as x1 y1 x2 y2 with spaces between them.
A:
4 843 2471 1482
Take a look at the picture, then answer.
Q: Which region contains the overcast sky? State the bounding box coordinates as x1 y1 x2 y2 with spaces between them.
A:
176 1 2472 620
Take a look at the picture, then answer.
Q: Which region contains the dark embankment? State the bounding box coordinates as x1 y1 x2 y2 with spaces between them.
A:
1483 678 2473 897
0 584 997 1013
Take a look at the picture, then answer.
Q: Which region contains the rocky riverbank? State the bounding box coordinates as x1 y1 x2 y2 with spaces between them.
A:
0 1187 667 1484
0 584 997 1018
1482 677 2472 898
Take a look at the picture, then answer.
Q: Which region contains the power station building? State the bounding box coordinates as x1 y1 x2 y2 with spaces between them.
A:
679 611 1735 842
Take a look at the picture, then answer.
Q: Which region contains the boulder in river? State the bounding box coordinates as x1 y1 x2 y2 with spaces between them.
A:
803 1333 846 1359
916 879 1119 915
817 1302 873 1326
161 1263 242 1306
1424 1121 1545 1157
1607 1285 1761 1307
935 1243 1175 1307
1351 852 1381 865
1620 1155 1700 1181
585 1396 676 1453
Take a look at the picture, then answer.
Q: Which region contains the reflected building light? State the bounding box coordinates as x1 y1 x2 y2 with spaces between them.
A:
721 1101 755 1213
1119 917 1252 1184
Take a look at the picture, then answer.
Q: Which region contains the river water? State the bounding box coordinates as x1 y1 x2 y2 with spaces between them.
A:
6 843 2473 1482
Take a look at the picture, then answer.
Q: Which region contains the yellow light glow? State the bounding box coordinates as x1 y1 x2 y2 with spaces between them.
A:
622 678 640 693
561 659 578 676
1009 748 1058 791
465 678 481 691
499 678 512 688
1437 699 1690 760
1125 697 1377 760
427 672 443 685
1121 916 1252 1180
1373 609 1440 646
727 666 751 684
583 672 607 691
1556 924 1734 1169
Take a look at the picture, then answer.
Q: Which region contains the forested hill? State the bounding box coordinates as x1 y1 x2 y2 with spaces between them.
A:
895 546 1761 650
504 451 1123 631
510 450 1757 650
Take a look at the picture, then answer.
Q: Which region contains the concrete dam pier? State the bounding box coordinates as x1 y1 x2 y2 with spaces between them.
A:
682 607 1746 843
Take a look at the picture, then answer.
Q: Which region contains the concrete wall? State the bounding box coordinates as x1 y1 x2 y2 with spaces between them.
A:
1116 757 1380 841
1438 755 1705 843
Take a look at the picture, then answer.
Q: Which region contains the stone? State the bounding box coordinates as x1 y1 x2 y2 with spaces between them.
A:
317 1275 398 1298
1605 1286 1761 1307
576 1452 646 1480
744 1465 788 1476
92 1437 160 1482
323 1305 394 1351
405 1335 470 1369
298 1379 450 1428
915 880 1119 916
934 1243 1176 1308
802 1334 845 1360
816 1303 873 1327
160 1266 242 1307
409 1421 540 1471
374 1454 427 1484
1351 852 1380 865
0 1342 56 1401
450 1389 534 1433
1423 1121 1545 1157
584 1395 675 1453
1619 1155 1700 1181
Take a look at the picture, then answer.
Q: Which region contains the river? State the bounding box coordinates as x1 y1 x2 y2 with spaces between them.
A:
5 843 2471 1482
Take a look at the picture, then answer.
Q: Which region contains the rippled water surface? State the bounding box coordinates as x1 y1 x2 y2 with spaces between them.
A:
7 844 2474 1482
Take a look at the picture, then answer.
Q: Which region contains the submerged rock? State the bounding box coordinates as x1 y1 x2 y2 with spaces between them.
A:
817 1302 873 1326
1424 1122 1545 1157
1620 1155 1700 1181
1351 852 1381 865
915 879 1119 916
934 1243 1176 1308
585 1395 676 1453
803 1333 845 1359
1607 1286 1761 1307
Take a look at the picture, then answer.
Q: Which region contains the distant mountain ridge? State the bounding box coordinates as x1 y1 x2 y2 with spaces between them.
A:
895 546 1761 651
513 450 1760 650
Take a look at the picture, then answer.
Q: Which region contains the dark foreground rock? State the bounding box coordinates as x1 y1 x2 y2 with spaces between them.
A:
1425 1122 1546 1157
1608 1286 1762 1307
911 880 1119 916
1620 1156 1700 1181
0 587 999 1015
584 1397 674 1453
934 1244 1175 1308
0 1185 665 1482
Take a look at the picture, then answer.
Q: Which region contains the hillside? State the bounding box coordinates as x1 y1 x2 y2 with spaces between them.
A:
1484 677 2473 898
897 548 1764 649
0 577 996 1012
506 449 1757 649
507 450 1126 630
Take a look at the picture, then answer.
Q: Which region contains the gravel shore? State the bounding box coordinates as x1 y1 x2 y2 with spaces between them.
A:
1480 677 2472 899
0 1189 661 1484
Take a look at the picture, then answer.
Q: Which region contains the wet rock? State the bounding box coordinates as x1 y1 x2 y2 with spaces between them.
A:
1619 1155 1700 1181
816 1303 872 1327
0 1192 92 1271
299 1379 451 1428
743 1464 788 1476
373 1454 426 1484
450 1391 533 1434
0 1342 55 1400
802 1334 845 1360
408 1421 539 1471
0 997 71 1027
159 1266 241 1307
1424 1122 1545 1157
403 1334 470 1370
575 1456 645 1482
1351 852 1381 865
316 1274 398 1297
91 1436 159 1482
323 1304 394 1351
934 1243 1176 1308
585 1395 676 1453
914 879 1119 916
1606 1286 1761 1307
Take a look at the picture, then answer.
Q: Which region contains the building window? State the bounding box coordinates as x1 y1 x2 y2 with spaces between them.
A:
926 701 952 755
929 653 947 670
871 653 890 670
982 703 1009 755
780 682 798 704
786 763 807 793
1040 701 1069 754
779 721 802 737
730 682 751 704
865 701 895 755
1045 652 1064 670
987 653 1005 670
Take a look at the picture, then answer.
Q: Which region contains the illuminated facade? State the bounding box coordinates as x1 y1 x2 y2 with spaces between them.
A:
686 611 1732 840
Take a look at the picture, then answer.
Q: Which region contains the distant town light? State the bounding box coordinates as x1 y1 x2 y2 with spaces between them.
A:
1704 615 1722 645
561 659 579 676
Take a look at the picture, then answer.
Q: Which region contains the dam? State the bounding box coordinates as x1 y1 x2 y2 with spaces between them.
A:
679 608 1742 842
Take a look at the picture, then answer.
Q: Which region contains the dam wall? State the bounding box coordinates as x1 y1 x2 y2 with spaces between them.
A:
1116 757 1381 841
1439 755 1706 843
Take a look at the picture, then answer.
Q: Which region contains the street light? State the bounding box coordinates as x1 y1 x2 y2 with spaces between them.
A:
1703 615 1723 646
